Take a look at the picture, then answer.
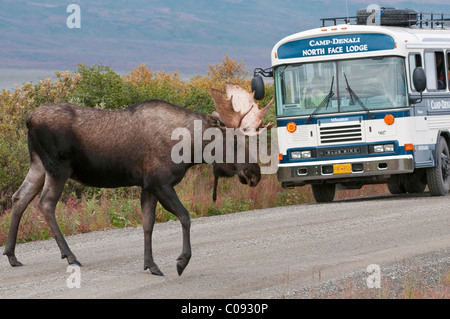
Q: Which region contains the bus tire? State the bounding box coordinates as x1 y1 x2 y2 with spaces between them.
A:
405 181 427 194
356 8 417 27
311 183 336 203
426 137 450 196
387 182 406 194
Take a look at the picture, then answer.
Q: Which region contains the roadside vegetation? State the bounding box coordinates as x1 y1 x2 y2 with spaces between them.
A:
298 257 450 299
0 56 389 246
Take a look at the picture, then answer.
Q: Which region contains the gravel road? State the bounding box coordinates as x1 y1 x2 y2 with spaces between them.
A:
1 193 449 299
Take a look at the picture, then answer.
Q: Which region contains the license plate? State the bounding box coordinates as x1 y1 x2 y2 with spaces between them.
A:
333 163 352 174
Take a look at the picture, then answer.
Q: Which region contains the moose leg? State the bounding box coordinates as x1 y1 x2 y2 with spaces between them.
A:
213 175 219 202
155 185 191 276
3 157 45 267
141 189 164 276
37 173 81 266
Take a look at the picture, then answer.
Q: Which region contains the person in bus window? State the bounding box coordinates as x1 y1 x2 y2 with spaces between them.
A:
436 53 446 90
302 76 326 108
447 53 450 88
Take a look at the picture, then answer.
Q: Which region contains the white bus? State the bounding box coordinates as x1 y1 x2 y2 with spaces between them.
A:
252 7 450 202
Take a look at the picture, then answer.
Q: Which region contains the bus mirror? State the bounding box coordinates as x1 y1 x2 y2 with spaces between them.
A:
251 75 265 100
413 67 426 93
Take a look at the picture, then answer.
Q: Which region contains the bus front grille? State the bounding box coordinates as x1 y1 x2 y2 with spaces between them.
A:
319 124 362 144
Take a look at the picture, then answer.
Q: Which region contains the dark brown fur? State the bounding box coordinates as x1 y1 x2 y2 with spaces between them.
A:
3 100 261 276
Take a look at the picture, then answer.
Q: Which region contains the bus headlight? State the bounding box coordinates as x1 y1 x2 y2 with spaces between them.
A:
291 150 312 159
301 151 312 158
373 144 394 153
384 144 395 152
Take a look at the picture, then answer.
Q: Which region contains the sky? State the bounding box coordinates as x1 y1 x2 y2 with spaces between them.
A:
1 0 450 88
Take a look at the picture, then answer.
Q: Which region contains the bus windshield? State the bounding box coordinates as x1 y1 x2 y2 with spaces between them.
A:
275 56 408 117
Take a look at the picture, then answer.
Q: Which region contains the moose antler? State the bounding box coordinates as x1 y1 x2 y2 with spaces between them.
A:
210 84 274 135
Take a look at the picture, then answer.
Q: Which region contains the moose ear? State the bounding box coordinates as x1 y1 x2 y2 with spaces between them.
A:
206 112 227 131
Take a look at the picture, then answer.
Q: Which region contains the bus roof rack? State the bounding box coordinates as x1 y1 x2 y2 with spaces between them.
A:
320 16 356 27
321 9 450 29
416 12 450 29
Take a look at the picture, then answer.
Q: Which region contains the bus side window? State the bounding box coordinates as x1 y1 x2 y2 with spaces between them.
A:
436 52 446 90
409 53 422 91
424 51 437 91
447 52 450 91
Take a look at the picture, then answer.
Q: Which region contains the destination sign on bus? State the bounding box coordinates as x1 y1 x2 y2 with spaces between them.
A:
277 33 395 59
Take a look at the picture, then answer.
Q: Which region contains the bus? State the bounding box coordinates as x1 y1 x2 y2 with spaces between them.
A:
252 7 450 202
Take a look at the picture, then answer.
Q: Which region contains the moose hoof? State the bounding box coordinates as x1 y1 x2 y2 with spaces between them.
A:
176 255 191 276
151 268 165 276
144 263 164 276
64 255 82 267
69 259 83 267
177 263 186 276
7 255 24 267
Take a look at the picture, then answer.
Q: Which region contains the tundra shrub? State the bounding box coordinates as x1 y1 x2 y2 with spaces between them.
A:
0 57 275 211
71 64 143 109
0 72 82 209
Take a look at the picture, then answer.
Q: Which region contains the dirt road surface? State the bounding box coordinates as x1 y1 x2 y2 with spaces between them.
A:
1 193 449 299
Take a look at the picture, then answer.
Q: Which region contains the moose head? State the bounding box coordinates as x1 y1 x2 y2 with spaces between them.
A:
209 84 274 201
210 84 274 136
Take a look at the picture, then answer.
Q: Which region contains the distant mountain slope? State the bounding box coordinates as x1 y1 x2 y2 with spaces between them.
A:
0 0 449 74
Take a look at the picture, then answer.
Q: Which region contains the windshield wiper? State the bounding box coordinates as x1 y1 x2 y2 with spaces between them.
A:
343 73 375 119
305 76 334 124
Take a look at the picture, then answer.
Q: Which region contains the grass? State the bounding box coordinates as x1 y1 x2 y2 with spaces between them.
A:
300 268 450 299
285 252 450 299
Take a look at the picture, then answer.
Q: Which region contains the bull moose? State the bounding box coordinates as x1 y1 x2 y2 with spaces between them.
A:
3 84 273 276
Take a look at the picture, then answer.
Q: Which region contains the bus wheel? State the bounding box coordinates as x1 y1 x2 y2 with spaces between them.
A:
405 180 427 194
387 182 407 194
426 138 450 196
387 181 426 194
311 183 336 203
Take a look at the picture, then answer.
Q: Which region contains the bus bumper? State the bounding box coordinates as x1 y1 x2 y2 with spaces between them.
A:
278 155 414 186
